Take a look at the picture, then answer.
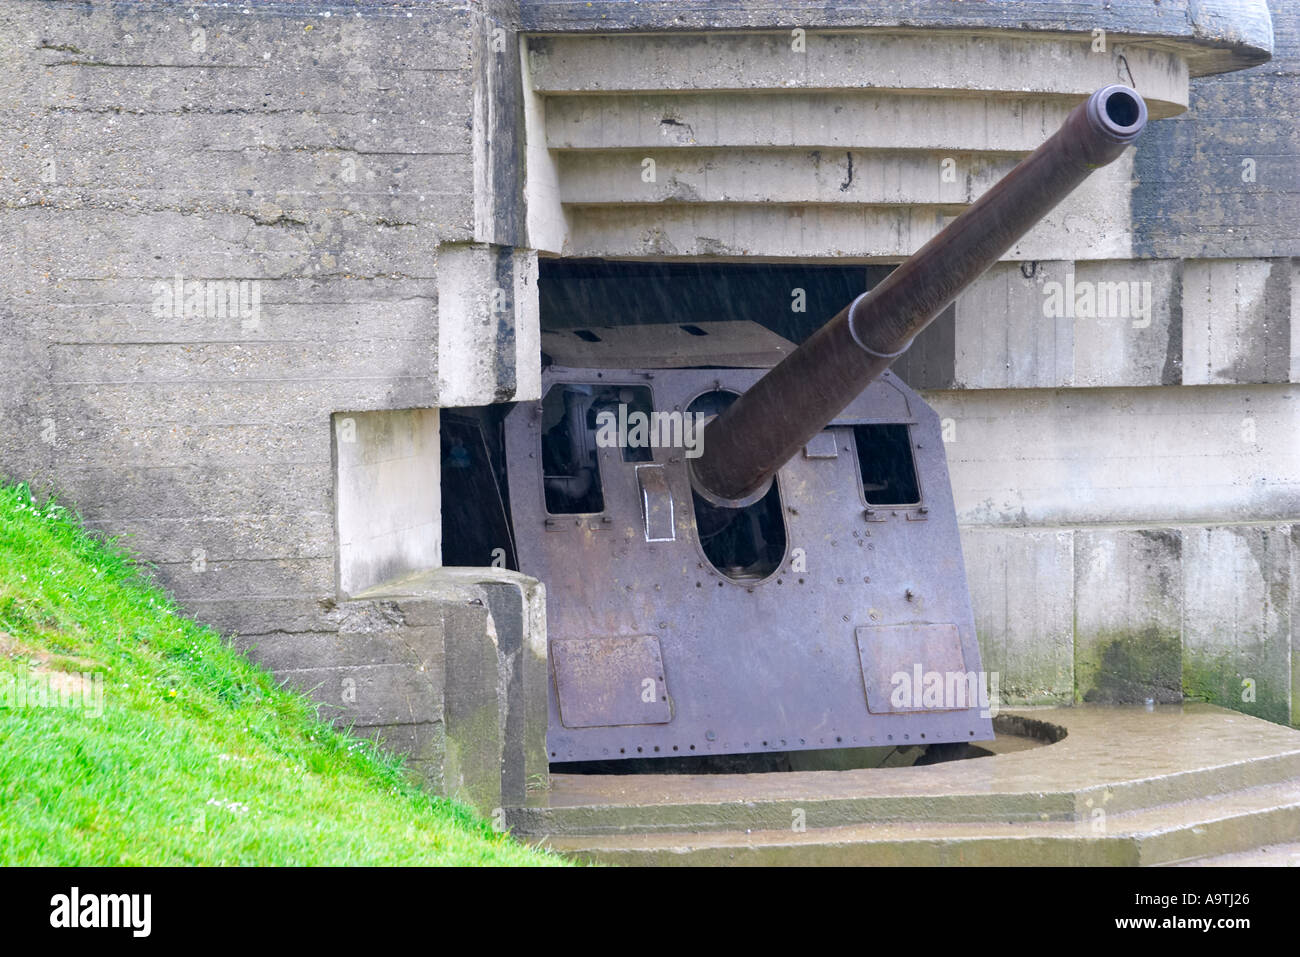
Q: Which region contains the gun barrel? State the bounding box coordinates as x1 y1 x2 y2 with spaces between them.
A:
689 84 1149 508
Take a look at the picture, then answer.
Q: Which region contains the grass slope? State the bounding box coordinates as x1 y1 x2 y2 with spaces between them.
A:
0 482 564 866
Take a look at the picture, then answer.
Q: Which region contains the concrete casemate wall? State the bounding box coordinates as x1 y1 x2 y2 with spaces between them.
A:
0 0 540 801
925 0 1300 722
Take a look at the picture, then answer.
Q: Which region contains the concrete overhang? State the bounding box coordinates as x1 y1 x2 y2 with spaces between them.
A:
519 0 1273 78
515 1 1276 261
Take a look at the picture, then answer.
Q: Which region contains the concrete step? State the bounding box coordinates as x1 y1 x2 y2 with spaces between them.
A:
1172 841 1300 867
513 753 1300 838
536 779 1300 867
514 705 1300 866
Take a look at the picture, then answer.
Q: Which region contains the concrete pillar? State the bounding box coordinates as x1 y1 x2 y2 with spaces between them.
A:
347 567 550 813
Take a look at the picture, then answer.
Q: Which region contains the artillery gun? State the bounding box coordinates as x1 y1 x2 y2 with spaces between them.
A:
482 86 1149 763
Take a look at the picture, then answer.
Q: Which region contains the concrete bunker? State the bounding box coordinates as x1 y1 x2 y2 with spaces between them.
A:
2 0 1295 862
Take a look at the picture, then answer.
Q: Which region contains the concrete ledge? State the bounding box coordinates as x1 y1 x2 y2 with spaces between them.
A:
932 387 1300 528
436 243 541 405
519 1 1274 78
520 704 1300 866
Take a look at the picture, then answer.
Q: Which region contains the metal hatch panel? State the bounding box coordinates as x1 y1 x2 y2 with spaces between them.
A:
552 635 672 729
856 623 970 715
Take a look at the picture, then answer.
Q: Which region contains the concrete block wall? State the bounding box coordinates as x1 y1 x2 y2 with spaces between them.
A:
256 566 548 812
922 255 1298 720
919 1 1300 722
0 0 544 783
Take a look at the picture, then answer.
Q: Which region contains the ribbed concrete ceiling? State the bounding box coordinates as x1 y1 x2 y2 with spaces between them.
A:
519 12 1270 263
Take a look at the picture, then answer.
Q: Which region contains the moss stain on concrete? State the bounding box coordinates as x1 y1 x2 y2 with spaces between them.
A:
1183 651 1290 727
1076 628 1182 704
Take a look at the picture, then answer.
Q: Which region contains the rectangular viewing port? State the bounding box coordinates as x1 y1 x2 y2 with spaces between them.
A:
541 383 654 514
853 424 921 507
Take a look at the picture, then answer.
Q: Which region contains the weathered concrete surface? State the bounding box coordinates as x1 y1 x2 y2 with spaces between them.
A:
524 25 1181 260
546 92 1093 153
561 180 1137 262
241 589 460 795
878 256 1300 391
517 704 1300 866
519 33 566 255
436 243 540 406
1182 258 1293 385
929 385 1300 528
0 0 541 729
962 528 1074 704
1074 529 1184 705
527 32 1188 110
1183 525 1294 726
256 565 545 813
519 0 1273 80
957 520 1297 715
540 791 1300 866
521 14 1280 261
356 567 550 807
333 407 440 598
914 260 1183 390
558 148 1023 207
520 706 1300 827
1133 0 1299 260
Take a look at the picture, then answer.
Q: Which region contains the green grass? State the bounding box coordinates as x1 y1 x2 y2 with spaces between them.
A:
0 482 566 865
